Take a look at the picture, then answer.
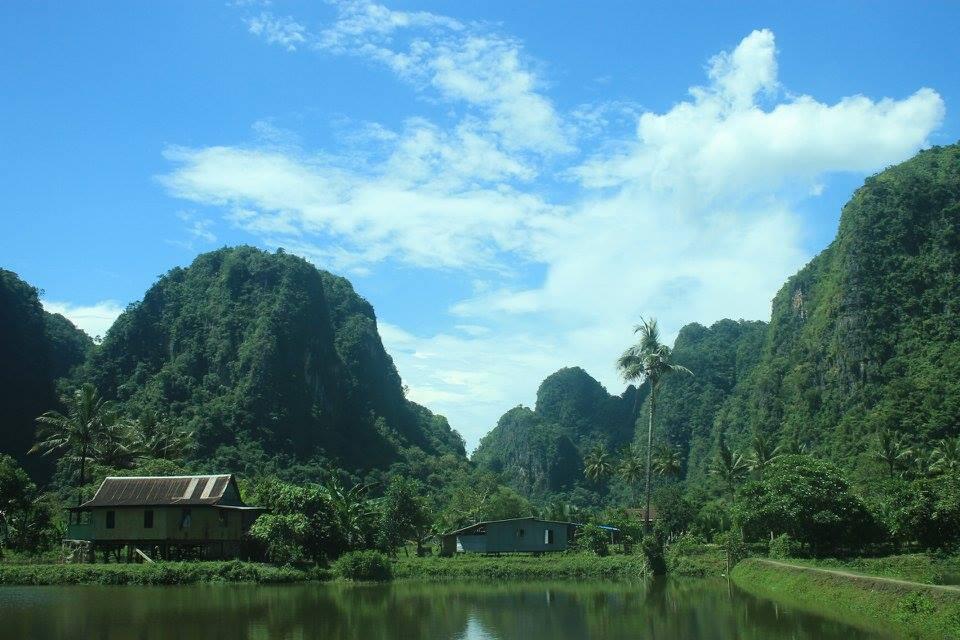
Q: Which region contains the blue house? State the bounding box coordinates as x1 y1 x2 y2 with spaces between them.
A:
440 517 600 556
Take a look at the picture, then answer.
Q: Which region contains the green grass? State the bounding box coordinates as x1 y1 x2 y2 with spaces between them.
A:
732 558 960 639
782 553 960 585
664 543 728 577
0 560 315 586
392 552 649 581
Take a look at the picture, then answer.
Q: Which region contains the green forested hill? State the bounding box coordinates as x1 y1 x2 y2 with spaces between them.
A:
710 144 960 480
0 270 92 475
473 366 638 499
477 143 960 503
643 320 768 484
87 246 464 471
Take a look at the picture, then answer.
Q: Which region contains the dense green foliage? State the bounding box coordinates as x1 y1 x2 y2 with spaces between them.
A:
248 477 375 564
87 247 464 471
376 476 431 555
713 145 960 475
0 454 58 553
0 270 91 476
0 560 311 585
734 456 878 553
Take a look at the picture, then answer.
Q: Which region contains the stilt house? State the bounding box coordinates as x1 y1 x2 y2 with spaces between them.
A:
66 474 264 561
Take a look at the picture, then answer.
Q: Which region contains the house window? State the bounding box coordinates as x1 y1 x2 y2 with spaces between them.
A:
218 510 228 528
144 510 154 529
179 508 192 529
545 529 555 545
106 511 115 529
516 528 525 538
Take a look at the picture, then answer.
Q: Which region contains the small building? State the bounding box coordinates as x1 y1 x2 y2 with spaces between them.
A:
66 474 265 562
440 517 576 556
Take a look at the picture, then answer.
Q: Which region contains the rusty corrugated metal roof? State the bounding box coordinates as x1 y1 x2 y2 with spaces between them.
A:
77 474 239 508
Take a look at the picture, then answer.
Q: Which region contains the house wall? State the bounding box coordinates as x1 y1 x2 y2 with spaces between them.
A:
457 519 570 554
456 534 488 553
87 506 245 542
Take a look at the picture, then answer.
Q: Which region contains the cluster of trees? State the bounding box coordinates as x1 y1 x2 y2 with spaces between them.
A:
0 455 58 554
241 466 553 564
31 384 195 503
0 376 534 561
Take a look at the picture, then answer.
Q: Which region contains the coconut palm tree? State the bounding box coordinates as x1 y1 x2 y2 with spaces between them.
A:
652 444 683 479
932 437 960 475
747 432 782 478
780 430 808 456
618 444 645 503
132 411 196 461
31 384 116 505
873 429 912 478
584 443 614 483
710 430 748 500
617 317 692 531
91 418 137 468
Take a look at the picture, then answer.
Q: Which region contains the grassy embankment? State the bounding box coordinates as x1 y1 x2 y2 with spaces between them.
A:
732 557 960 639
782 553 960 585
0 552 648 585
0 560 318 586
393 552 650 581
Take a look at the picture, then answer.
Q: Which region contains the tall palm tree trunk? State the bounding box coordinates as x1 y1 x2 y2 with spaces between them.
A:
644 380 655 534
77 442 87 506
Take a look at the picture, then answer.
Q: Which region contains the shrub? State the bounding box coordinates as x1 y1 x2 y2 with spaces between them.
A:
715 528 748 571
333 550 392 581
641 534 666 575
768 533 799 559
575 524 610 557
664 534 727 577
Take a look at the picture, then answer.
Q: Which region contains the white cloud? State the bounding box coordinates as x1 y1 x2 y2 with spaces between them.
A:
245 1 570 156
42 300 124 341
573 30 944 195
246 12 307 51
159 127 559 273
167 22 945 449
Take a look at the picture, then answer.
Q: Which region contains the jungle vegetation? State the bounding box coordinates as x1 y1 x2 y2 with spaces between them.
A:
1 143 960 568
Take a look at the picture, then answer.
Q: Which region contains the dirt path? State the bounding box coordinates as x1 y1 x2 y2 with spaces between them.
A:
754 558 960 593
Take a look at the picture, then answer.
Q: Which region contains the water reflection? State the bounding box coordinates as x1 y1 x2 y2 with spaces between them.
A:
0 578 883 639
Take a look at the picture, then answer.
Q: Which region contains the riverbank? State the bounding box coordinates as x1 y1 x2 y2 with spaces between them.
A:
731 557 960 639
393 552 650 580
0 553 651 586
0 561 316 586
781 553 960 585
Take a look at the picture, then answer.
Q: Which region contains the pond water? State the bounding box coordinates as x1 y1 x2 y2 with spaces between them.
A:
0 578 883 639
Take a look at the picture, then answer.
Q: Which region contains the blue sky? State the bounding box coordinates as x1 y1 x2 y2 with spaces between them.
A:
2 1 958 450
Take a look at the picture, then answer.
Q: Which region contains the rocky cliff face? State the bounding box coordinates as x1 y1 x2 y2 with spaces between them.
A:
474 366 638 498
0 269 92 476
709 144 960 468
88 246 464 470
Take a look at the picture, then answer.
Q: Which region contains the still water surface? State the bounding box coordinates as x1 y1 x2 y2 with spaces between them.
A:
0 578 883 639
